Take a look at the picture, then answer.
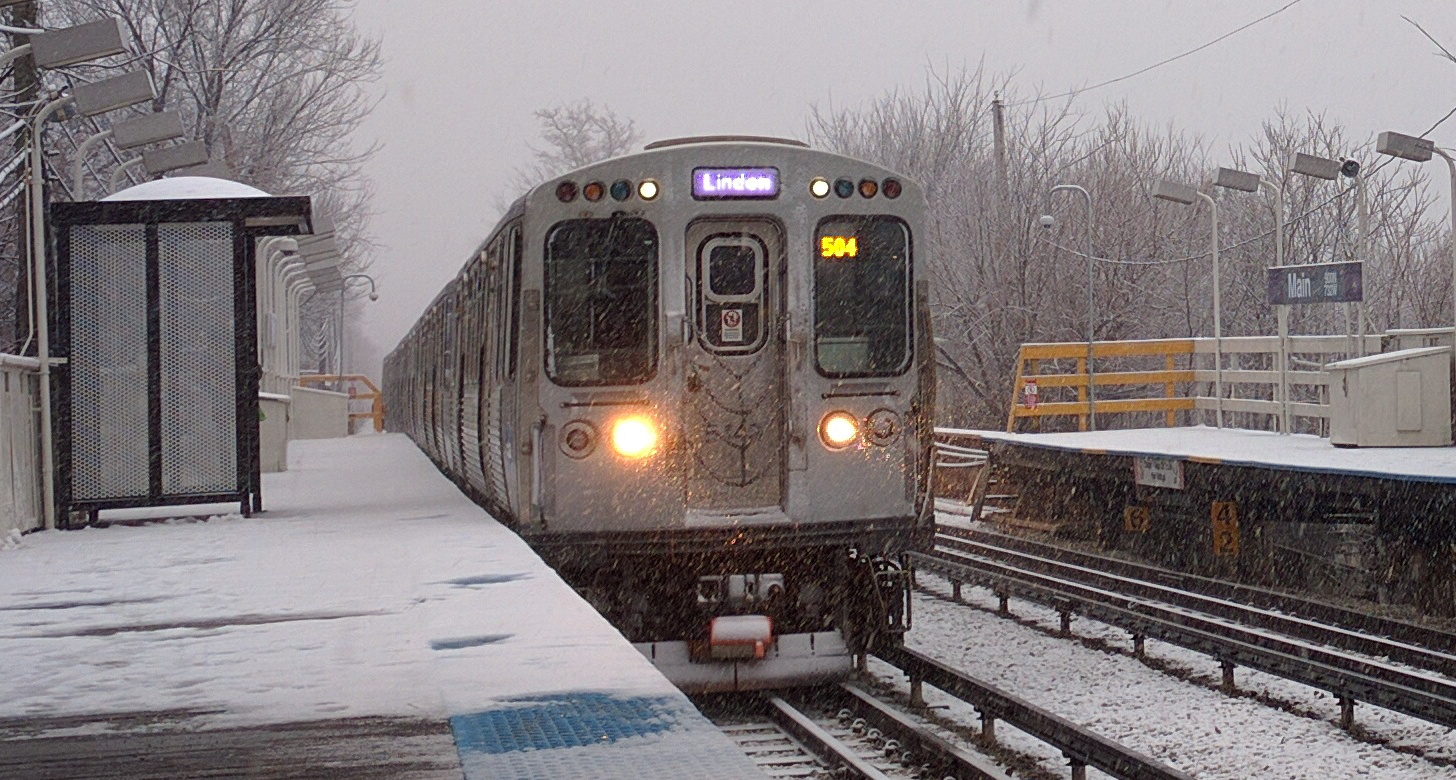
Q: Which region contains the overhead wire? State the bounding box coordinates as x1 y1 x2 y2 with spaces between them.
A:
1008 0 1306 108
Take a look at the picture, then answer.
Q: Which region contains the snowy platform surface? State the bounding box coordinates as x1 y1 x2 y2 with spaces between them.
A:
0 434 764 780
953 425 1456 484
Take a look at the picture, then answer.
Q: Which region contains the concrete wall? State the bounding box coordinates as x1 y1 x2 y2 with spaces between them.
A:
259 393 291 472
0 356 41 537
290 386 349 440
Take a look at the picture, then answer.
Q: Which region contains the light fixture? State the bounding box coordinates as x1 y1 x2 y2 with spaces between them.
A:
609 180 632 201
583 181 605 202
1288 152 1341 181
611 416 658 458
637 179 659 200
819 411 859 449
1377 131 1436 163
809 177 830 198
858 179 878 198
142 141 209 176
882 179 902 199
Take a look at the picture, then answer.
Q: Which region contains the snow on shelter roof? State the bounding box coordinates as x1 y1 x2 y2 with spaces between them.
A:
102 176 272 202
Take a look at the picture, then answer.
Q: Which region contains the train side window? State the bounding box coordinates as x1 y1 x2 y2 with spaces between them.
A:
544 216 658 386
508 225 523 378
812 216 912 378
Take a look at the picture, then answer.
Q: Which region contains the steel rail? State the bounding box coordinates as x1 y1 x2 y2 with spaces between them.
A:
765 695 894 780
912 548 1456 729
875 646 1195 780
833 684 1013 780
938 524 1456 670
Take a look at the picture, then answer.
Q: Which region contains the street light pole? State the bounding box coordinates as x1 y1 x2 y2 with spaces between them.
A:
338 273 377 377
1047 184 1097 431
1154 178 1224 428
1214 166 1287 432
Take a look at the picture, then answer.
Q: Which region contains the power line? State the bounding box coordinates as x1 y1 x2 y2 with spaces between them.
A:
1009 0 1305 108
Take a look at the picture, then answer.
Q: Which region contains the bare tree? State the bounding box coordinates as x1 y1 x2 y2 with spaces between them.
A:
511 99 641 191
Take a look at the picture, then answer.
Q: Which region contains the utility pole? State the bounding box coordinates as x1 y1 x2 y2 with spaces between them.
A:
991 94 1008 193
9 2 36 352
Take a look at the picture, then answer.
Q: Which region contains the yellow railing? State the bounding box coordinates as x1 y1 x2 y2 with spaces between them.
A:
1006 339 1196 432
297 374 386 433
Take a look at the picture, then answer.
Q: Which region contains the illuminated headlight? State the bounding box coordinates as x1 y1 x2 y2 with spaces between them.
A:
865 409 901 445
819 411 859 449
611 415 659 458
809 177 830 198
638 179 660 200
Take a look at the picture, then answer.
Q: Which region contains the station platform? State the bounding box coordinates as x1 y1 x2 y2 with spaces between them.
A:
941 425 1456 614
956 425 1456 484
0 434 765 779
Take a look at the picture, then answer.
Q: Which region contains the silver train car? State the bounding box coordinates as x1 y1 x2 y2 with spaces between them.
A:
384 137 935 691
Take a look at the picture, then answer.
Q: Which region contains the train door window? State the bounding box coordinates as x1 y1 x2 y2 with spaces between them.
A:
508 225 523 377
812 216 912 377
544 216 658 386
697 233 768 353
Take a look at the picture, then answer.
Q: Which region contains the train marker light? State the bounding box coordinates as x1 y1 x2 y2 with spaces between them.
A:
819 411 859 449
833 178 854 198
882 178 902 199
556 181 578 202
638 179 660 200
583 181 606 202
858 179 878 198
810 177 831 198
611 416 659 458
865 409 901 445
610 179 632 201
560 420 597 458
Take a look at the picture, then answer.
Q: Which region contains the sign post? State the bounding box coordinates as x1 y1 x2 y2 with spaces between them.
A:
1267 261 1364 434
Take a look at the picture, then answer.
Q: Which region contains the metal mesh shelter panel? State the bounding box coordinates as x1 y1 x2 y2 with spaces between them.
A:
69 223 149 501
158 222 237 495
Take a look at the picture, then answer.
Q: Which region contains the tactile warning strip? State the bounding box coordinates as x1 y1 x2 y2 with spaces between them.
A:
450 692 766 780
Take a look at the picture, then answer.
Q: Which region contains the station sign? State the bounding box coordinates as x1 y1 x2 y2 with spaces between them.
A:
1266 261 1363 305
1133 456 1184 490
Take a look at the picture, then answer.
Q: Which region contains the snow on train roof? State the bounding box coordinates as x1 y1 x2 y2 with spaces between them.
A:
102 176 272 201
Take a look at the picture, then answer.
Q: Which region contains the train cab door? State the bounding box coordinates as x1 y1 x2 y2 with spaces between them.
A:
683 219 786 513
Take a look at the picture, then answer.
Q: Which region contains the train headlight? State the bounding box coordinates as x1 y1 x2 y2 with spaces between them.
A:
858 178 879 198
865 409 901 445
810 177 830 198
559 420 597 459
638 179 660 200
819 411 859 449
611 415 659 458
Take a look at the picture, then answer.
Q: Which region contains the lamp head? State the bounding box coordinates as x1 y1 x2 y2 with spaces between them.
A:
1038 214 1056 229
1339 158 1361 179
368 291 379 302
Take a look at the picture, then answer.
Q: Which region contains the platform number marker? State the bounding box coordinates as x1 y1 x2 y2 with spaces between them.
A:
1211 501 1240 558
1123 505 1151 533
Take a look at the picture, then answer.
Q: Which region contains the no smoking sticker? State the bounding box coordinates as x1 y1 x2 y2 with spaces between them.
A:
721 308 743 343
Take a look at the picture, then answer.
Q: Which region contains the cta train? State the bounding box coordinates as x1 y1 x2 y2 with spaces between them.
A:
383 136 935 691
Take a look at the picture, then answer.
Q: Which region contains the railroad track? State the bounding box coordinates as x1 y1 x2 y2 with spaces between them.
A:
937 522 1456 673
703 681 1190 780
917 524 1456 731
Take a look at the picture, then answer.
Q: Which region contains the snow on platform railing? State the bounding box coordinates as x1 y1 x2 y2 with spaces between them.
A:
0 354 40 537
1005 334 1384 434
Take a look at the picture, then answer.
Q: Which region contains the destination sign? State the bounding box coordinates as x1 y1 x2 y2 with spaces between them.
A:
1267 261 1363 305
692 167 779 199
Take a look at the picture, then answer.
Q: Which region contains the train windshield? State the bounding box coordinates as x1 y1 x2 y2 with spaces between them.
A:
813 216 912 378
544 217 659 386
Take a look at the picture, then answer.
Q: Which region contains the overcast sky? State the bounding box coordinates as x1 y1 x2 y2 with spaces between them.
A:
344 0 1456 368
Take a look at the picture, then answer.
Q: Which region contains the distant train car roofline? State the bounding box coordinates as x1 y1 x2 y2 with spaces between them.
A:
643 135 809 151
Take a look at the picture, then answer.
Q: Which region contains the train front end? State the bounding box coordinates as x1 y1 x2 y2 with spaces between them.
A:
518 139 934 691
